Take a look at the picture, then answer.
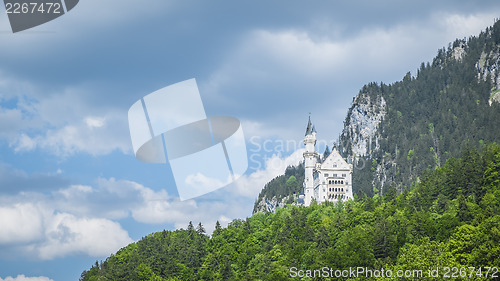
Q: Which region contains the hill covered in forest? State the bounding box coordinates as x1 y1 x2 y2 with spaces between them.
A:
340 20 500 197
80 143 500 280
253 20 500 208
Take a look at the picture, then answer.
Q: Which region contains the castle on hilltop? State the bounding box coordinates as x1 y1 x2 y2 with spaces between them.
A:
299 116 353 206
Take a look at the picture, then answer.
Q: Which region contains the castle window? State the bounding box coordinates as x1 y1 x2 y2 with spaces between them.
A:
325 173 329 177
341 188 344 192
341 180 344 184
342 173 346 177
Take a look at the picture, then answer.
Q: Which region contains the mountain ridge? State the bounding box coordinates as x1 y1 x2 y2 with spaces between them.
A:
252 20 500 212
340 20 500 197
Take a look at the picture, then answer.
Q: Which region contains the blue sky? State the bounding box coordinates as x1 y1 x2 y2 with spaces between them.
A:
1 1 500 280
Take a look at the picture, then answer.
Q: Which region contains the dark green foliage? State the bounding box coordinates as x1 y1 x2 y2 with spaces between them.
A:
81 144 500 280
80 224 209 281
340 21 500 197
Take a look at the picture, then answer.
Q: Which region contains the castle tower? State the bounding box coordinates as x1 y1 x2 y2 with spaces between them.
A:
303 116 318 206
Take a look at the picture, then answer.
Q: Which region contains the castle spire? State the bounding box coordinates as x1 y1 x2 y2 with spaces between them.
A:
305 115 314 136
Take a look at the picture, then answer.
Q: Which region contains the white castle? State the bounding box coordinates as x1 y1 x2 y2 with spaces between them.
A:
300 116 354 206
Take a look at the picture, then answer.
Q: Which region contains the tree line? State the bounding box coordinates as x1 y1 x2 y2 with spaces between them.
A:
81 143 500 280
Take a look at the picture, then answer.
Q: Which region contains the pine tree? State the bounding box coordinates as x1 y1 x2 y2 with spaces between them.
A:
196 222 205 235
213 221 222 236
323 145 331 160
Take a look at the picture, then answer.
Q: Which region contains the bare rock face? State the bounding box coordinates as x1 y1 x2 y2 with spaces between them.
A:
474 31 500 105
253 20 500 212
338 25 500 197
342 93 386 158
452 41 466 61
253 196 289 214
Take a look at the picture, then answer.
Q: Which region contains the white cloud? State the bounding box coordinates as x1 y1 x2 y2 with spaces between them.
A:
1 10 496 159
440 13 495 39
13 134 37 152
132 198 198 225
37 213 133 259
127 149 304 232
0 92 40 142
51 177 228 235
11 112 130 157
185 173 231 191
0 203 44 244
232 149 304 198
0 78 132 157
240 119 303 142
0 146 304 259
57 184 93 199
0 275 54 281
211 11 496 86
0 198 132 260
0 150 302 237
85 117 105 129
204 11 499 143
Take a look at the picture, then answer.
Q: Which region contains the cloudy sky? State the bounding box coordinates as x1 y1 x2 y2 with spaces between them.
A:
0 1 499 280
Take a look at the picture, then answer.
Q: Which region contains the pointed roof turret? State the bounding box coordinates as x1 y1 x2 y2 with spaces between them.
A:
305 115 314 136
306 113 316 136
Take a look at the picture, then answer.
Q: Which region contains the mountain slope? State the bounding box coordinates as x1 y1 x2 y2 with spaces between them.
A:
340 20 500 197
253 20 500 206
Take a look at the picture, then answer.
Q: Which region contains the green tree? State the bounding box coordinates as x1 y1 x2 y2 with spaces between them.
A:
196 222 205 235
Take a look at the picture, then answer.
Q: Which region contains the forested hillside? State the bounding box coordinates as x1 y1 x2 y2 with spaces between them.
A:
81 143 500 280
252 163 304 214
340 20 500 197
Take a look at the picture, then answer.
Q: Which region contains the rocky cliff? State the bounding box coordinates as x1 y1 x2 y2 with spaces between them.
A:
339 20 500 197
254 20 500 211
